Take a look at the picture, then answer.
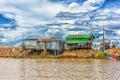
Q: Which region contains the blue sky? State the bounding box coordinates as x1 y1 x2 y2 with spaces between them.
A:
0 0 120 46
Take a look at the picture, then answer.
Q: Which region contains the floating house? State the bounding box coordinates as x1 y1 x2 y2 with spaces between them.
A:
24 36 64 55
65 34 94 50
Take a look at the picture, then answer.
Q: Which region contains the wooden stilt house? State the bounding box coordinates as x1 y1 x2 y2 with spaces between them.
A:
65 34 94 50
24 36 64 55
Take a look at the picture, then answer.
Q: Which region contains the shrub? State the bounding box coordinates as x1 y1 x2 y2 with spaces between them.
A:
96 52 106 59
86 56 93 59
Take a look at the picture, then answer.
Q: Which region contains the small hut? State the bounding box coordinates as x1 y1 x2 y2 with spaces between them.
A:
24 36 64 55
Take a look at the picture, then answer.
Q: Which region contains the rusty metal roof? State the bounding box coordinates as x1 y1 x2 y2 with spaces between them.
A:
26 36 57 41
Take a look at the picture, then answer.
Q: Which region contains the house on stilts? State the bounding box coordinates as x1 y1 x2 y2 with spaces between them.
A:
24 36 64 55
65 34 94 50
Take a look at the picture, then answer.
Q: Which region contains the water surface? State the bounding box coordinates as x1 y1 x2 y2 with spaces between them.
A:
0 59 120 80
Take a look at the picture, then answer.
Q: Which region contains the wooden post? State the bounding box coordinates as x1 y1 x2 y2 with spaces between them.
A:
22 32 25 50
54 41 56 56
103 25 105 52
44 41 47 54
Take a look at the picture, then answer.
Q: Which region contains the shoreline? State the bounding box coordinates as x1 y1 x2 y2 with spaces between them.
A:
0 46 120 60
0 57 108 61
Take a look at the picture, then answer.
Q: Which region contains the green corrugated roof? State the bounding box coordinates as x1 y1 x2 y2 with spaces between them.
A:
66 34 91 39
66 39 89 44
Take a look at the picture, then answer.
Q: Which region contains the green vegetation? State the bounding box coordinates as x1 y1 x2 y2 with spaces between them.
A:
29 55 57 59
86 56 93 59
22 52 57 59
16 50 108 59
95 52 106 59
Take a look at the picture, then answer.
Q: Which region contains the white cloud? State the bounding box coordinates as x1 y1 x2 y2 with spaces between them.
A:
0 0 67 45
117 30 120 36
0 0 120 46
90 20 120 26
58 19 75 24
0 0 66 25
67 0 105 13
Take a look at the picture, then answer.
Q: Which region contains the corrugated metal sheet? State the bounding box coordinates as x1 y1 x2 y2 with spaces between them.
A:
24 36 65 54
25 40 37 47
66 34 91 39
26 36 57 41
66 39 89 44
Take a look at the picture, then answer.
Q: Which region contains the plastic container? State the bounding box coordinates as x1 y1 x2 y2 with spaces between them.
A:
99 46 103 52
106 54 112 59
111 55 116 59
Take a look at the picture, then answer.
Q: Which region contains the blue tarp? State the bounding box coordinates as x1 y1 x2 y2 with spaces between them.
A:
93 33 103 38
25 39 37 41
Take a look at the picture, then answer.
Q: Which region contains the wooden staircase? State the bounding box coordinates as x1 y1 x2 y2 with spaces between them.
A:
16 50 31 58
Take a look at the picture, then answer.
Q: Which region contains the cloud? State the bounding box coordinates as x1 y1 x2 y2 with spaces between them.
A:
0 0 67 25
66 0 105 13
0 0 67 45
55 0 120 47
0 0 120 46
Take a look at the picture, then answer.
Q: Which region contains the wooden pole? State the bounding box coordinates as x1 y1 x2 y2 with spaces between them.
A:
54 41 57 56
103 25 105 52
22 32 25 50
44 41 47 54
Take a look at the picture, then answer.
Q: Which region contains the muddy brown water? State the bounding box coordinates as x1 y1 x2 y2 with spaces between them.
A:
0 59 120 80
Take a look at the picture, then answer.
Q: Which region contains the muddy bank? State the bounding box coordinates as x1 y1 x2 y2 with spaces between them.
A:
106 48 120 54
57 50 105 59
0 46 120 59
0 46 22 57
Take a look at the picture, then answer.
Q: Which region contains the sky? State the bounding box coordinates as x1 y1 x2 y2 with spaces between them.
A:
0 0 120 46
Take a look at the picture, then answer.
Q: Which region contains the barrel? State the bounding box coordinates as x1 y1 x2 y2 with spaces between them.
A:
111 55 116 59
99 46 103 52
106 54 112 59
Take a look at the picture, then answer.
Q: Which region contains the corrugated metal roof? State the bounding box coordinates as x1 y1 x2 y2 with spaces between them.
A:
25 39 37 41
25 36 57 41
66 34 91 39
66 39 89 44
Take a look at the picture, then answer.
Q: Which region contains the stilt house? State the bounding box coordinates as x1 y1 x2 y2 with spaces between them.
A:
24 36 64 55
66 34 94 50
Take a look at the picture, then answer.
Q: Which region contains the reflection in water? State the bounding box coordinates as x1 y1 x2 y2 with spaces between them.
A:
0 59 120 80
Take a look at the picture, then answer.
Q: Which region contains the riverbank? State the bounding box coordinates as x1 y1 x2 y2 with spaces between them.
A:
0 46 22 58
0 46 120 60
57 50 106 59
